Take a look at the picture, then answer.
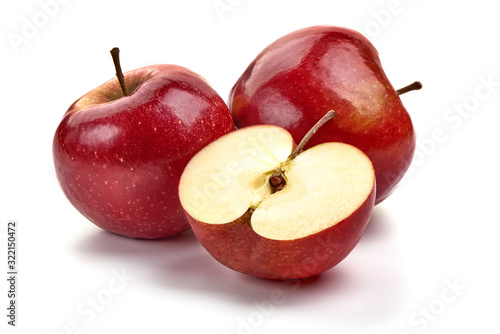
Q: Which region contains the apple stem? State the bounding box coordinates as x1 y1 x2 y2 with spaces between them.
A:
270 110 336 193
397 81 422 95
110 47 129 96
288 110 336 160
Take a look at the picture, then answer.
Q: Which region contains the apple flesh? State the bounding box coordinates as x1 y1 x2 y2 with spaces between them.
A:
229 25 416 204
53 64 235 239
178 125 375 279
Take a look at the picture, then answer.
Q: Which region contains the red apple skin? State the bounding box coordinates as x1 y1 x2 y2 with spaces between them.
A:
186 187 375 279
53 65 235 239
229 26 415 204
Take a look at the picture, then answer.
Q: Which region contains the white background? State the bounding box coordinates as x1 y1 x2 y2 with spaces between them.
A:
1 0 499 333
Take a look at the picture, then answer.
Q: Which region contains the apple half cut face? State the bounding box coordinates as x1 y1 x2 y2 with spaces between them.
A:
179 125 376 279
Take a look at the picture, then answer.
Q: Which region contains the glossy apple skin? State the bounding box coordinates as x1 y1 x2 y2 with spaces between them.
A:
53 65 235 239
186 187 375 279
229 26 415 204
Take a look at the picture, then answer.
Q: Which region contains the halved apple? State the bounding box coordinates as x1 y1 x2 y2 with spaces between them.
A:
179 120 375 279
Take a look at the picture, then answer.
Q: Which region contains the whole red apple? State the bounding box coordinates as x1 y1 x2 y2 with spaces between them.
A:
229 26 420 204
53 53 235 239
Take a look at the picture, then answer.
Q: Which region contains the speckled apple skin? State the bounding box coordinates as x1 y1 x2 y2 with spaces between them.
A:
53 65 235 239
229 26 415 204
187 187 375 279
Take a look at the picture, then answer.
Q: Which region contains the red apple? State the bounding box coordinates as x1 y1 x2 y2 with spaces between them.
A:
229 25 420 204
53 51 235 239
179 112 376 279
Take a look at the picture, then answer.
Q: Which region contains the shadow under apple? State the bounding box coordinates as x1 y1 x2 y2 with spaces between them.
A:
360 205 395 242
74 227 352 305
73 203 403 314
